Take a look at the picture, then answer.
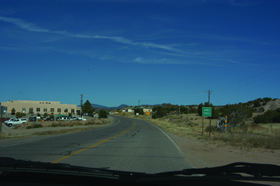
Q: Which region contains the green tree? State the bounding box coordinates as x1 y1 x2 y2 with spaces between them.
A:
11 108 16 115
16 112 23 118
189 105 197 113
83 100 95 115
152 106 168 119
253 100 261 107
99 109 108 118
134 108 144 115
219 104 253 129
43 113 48 117
253 109 280 124
179 105 189 114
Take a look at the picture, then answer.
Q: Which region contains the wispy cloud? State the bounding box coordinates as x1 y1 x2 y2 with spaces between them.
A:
0 16 181 54
0 16 266 67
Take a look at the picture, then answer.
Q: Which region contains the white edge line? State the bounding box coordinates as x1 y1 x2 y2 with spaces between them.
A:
145 120 195 168
146 121 182 154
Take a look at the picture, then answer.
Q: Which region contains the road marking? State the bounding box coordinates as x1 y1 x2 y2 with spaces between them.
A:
147 121 182 153
52 120 135 163
147 121 195 168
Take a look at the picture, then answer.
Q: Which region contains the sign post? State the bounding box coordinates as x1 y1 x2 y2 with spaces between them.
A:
225 116 227 139
202 107 212 136
202 116 204 135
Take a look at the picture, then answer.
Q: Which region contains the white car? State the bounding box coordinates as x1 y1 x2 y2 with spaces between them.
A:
4 118 17 124
77 117 86 121
6 118 27 127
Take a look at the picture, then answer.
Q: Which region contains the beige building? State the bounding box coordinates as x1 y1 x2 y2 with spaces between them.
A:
1 100 81 115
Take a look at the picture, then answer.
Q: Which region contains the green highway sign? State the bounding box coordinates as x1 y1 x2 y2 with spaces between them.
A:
202 107 212 117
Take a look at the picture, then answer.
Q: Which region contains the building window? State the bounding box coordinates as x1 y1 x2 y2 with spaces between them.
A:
43 108 47 112
71 109 75 113
36 108 40 112
50 108 54 113
29 108 33 113
64 108 68 113
76 110 81 115
57 108 61 113
22 107 26 113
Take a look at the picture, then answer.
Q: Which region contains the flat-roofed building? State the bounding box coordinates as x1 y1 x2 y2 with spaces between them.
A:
0 100 81 115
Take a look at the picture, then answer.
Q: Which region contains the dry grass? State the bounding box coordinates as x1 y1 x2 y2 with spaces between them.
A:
119 112 280 149
32 127 95 136
12 118 112 129
0 117 115 139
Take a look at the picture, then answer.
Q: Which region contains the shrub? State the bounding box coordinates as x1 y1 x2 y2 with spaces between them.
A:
253 109 280 124
152 106 169 118
99 109 108 118
26 124 43 129
205 125 217 132
134 108 144 115
253 100 261 107
16 112 26 118
11 108 16 115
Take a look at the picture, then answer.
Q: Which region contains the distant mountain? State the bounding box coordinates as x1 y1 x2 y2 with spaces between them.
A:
91 104 109 109
89 104 129 110
110 104 129 110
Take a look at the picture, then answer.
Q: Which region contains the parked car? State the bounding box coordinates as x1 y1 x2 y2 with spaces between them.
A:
77 117 86 121
56 116 70 121
46 118 54 121
29 116 37 122
5 119 26 127
4 118 16 124
70 116 79 120
20 118 28 123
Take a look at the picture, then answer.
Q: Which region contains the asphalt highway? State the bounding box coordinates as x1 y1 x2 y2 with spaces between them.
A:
0 116 192 173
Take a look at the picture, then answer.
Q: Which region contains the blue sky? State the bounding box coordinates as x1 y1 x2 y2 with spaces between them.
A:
0 0 279 107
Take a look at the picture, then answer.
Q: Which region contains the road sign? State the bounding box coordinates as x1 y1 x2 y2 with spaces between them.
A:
202 107 212 117
146 111 150 115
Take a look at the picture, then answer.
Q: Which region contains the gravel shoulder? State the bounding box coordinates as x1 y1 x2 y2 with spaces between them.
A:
168 133 280 168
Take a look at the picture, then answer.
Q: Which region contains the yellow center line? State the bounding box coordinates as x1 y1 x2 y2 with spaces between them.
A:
52 120 135 163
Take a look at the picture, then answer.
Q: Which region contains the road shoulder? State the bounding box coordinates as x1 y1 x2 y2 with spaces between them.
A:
167 133 280 168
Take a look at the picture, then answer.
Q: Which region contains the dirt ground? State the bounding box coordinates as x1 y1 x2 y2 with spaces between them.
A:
168 133 280 168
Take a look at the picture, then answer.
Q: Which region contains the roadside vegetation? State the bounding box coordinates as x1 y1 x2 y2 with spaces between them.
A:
0 117 115 139
116 97 280 150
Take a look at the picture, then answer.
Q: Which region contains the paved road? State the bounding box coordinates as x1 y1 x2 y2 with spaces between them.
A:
0 116 192 173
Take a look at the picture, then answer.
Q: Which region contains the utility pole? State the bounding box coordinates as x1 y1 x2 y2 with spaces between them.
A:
0 106 2 135
206 90 213 136
80 94 83 117
138 100 140 107
206 89 213 104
